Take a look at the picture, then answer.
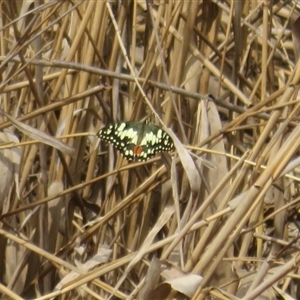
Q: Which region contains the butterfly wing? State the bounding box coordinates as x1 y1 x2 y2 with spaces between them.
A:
138 123 174 160
98 122 141 160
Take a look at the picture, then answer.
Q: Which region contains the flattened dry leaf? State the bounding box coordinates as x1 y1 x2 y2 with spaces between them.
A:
168 130 201 193
112 205 175 298
272 285 295 300
236 269 277 299
171 154 181 227
228 191 248 210
205 99 228 206
48 181 64 253
1 110 75 156
182 55 203 113
5 238 27 294
82 216 104 228
17 0 34 31
0 130 21 209
138 257 161 300
44 38 70 60
292 17 300 62
278 156 300 178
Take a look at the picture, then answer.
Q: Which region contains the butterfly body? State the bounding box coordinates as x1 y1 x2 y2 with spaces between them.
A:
98 120 174 161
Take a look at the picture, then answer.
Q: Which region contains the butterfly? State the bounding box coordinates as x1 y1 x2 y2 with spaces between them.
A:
98 120 174 161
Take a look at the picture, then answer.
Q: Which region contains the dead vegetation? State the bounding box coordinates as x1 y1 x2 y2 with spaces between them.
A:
0 1 300 299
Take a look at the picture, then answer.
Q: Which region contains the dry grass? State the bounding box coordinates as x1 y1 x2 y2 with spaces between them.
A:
0 1 300 299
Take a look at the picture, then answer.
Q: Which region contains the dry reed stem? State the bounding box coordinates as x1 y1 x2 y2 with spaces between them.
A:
0 2 299 300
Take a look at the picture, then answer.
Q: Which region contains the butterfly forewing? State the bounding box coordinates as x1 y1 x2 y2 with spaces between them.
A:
98 121 174 161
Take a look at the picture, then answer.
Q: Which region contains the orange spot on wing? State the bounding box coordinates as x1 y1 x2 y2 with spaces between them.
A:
133 146 143 155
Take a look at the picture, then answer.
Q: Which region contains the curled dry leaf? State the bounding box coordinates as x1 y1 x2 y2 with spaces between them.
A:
165 274 203 298
52 245 112 298
153 261 202 298
148 273 203 299
74 246 112 272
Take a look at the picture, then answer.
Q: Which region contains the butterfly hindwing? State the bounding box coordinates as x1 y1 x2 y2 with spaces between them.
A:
98 121 174 161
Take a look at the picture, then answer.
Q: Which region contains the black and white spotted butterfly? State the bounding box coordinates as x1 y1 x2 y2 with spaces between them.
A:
98 120 174 161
